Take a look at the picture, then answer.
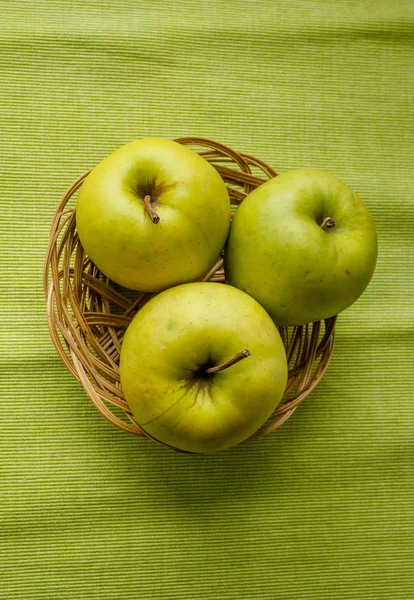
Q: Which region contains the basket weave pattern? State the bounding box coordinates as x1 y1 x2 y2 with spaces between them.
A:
43 137 336 448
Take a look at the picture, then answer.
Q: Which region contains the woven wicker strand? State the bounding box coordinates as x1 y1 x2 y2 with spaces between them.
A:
43 137 336 448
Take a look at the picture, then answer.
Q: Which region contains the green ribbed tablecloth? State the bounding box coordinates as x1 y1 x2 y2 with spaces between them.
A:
1 2 413 598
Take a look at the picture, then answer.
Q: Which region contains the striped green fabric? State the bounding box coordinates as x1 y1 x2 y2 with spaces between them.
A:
1 1 413 598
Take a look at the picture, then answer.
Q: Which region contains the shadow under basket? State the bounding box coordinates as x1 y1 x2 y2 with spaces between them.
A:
43 136 336 452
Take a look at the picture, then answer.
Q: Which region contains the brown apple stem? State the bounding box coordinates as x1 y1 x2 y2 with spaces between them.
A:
321 217 336 231
144 194 160 224
205 349 251 374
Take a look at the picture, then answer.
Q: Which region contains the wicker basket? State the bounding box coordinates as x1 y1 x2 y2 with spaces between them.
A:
43 137 336 451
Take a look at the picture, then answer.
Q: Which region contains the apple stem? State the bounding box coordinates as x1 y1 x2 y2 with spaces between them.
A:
205 349 251 374
321 217 336 231
144 194 160 224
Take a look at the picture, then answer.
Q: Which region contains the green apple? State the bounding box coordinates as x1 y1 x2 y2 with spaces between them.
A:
225 168 377 326
76 138 230 292
120 282 288 453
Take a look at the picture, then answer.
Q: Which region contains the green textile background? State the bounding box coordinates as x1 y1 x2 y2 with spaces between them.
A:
1 1 413 598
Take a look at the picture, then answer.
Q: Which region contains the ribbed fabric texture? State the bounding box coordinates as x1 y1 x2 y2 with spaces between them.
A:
1 1 413 598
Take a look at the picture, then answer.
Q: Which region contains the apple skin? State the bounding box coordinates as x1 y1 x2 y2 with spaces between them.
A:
225 169 378 326
119 282 288 454
76 138 230 292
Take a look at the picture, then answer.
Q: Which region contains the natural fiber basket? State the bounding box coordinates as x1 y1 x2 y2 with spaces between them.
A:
43 137 336 450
